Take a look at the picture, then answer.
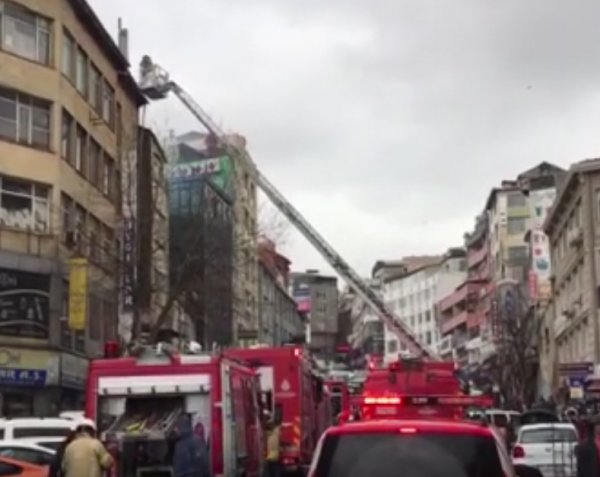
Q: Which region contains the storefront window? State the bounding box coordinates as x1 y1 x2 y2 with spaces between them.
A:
1 391 33 417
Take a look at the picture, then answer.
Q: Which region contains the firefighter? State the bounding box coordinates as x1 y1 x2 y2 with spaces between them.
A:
264 416 282 477
172 414 210 477
62 418 113 477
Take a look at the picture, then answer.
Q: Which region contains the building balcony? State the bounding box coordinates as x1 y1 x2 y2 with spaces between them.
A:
441 310 468 335
438 281 485 313
467 244 488 269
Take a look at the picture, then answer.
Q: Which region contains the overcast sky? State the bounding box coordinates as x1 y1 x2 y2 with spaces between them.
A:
90 0 600 278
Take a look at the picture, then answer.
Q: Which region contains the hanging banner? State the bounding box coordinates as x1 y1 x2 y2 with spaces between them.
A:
68 258 88 331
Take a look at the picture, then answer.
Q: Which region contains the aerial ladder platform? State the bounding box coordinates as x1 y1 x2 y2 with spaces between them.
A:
137 56 437 360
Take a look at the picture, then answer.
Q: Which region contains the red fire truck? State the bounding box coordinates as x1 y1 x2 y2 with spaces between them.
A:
85 343 265 477
349 357 492 422
323 380 350 423
227 346 325 475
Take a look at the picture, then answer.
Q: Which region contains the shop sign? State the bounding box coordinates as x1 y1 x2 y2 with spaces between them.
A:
0 268 50 339
121 218 135 313
0 368 47 386
170 158 221 181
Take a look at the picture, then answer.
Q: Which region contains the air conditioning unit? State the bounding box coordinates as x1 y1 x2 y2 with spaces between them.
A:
568 227 583 247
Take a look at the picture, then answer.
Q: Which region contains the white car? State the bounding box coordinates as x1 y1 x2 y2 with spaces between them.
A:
0 441 55 466
512 423 578 477
0 417 75 451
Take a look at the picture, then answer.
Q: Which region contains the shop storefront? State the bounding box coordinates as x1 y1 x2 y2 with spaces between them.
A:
59 353 89 411
0 347 60 417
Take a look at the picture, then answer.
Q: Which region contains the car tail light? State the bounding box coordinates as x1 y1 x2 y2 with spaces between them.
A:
512 445 525 458
399 427 417 434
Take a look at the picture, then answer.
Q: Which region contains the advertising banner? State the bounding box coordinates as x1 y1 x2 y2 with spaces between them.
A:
68 258 88 331
529 188 556 301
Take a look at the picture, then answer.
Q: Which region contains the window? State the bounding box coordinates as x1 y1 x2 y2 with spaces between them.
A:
1 1 51 65
507 246 528 262
89 294 102 341
88 215 100 262
0 177 49 232
0 447 53 466
0 462 20 476
75 125 86 173
74 204 86 253
387 340 398 354
60 193 73 241
507 192 526 208
13 427 71 438
61 29 74 78
520 428 577 444
101 225 113 265
0 87 50 148
426 331 432 344
315 432 503 477
75 47 88 96
89 63 102 113
507 217 527 234
102 156 114 196
87 139 101 185
425 310 431 322
61 109 73 160
102 79 114 127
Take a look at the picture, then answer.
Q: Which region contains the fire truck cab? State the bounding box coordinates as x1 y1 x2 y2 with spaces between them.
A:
85 343 264 477
227 346 325 475
351 357 492 422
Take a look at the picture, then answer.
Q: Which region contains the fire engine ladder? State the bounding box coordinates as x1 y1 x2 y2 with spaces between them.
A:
137 56 437 360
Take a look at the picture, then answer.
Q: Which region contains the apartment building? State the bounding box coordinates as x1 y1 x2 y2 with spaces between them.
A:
291 271 339 359
175 131 259 346
544 159 600 381
0 0 144 415
257 240 304 345
381 249 466 362
169 168 234 348
347 280 385 357
133 127 169 339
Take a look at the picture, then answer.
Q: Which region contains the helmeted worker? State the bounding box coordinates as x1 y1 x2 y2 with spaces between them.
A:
172 414 210 477
62 418 112 477
264 417 281 477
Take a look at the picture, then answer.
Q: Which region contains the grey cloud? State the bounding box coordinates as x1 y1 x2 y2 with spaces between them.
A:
90 0 600 273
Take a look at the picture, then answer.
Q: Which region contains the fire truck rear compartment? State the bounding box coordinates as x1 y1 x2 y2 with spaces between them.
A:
99 395 210 477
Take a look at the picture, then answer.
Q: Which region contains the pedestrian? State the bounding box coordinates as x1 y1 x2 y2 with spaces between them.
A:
62 418 112 477
264 418 281 477
48 430 76 477
576 418 600 477
172 414 210 477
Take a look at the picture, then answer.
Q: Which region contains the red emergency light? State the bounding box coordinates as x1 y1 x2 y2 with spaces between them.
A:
363 396 402 405
104 341 120 359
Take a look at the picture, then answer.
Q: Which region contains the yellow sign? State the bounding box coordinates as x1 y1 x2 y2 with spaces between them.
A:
68 258 88 331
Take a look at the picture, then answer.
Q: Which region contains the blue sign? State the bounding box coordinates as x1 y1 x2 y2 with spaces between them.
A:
568 376 585 389
0 368 47 386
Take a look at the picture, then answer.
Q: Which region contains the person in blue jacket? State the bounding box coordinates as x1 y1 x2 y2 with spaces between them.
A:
172 414 210 477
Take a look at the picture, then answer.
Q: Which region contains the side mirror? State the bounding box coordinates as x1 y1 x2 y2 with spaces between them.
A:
514 464 544 477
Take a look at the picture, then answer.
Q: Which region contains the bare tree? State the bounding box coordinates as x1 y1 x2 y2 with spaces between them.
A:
490 279 538 408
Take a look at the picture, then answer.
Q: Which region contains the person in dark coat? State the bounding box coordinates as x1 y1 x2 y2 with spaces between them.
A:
576 419 600 477
172 414 210 477
48 430 76 477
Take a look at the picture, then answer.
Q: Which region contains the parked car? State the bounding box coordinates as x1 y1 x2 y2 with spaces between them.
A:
0 418 74 451
512 423 578 477
0 456 49 477
308 419 531 477
0 441 55 466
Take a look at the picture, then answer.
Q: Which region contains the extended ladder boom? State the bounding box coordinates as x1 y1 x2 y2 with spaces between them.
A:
138 57 437 360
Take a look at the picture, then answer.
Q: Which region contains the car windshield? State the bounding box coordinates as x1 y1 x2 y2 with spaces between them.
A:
521 428 577 444
315 432 503 477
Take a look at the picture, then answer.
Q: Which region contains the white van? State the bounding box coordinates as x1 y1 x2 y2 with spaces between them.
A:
0 418 76 451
